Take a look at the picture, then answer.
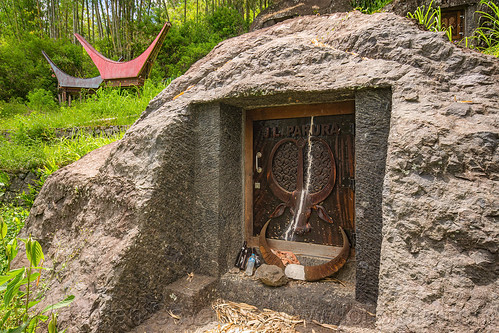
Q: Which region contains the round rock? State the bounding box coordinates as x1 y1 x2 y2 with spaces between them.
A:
255 264 289 287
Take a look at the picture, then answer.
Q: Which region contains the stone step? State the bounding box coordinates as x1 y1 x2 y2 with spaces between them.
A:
219 270 375 329
163 274 218 315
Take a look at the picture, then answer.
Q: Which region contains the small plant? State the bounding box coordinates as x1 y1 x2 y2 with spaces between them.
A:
0 218 74 332
407 0 453 41
0 206 27 269
0 172 9 200
475 0 499 50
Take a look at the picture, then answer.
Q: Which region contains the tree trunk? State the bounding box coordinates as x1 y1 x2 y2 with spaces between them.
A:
95 0 103 39
80 0 85 37
163 0 170 22
73 1 78 43
184 0 187 23
85 0 91 41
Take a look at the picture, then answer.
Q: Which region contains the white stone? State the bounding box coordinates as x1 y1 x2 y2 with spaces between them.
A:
284 264 306 280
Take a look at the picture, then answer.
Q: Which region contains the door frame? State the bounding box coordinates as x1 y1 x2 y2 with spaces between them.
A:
244 100 355 257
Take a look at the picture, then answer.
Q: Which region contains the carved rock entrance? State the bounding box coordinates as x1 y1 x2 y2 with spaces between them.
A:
21 11 498 333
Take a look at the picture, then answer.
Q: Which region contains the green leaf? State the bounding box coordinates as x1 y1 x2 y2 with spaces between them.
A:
20 272 40 285
0 271 24 286
42 295 75 313
48 314 57 333
24 237 44 267
6 238 18 262
27 299 41 309
4 269 24 307
30 239 44 267
0 221 7 239
26 317 40 333
0 310 12 327
36 315 48 321
5 320 29 333
0 276 13 286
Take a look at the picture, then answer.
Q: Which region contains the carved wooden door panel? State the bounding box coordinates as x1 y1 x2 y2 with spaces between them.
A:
245 102 355 250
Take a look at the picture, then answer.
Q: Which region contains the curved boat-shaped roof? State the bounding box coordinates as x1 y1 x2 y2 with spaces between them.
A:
74 21 171 80
42 51 103 89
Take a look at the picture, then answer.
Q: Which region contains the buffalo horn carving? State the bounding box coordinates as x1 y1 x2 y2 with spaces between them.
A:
267 137 336 235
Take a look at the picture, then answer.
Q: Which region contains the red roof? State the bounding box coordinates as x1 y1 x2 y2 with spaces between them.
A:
75 21 171 80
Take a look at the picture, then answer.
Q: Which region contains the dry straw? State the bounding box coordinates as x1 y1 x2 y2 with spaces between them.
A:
207 299 305 333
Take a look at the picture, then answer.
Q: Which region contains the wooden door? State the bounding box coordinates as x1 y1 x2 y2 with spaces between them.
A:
245 102 355 253
442 8 464 41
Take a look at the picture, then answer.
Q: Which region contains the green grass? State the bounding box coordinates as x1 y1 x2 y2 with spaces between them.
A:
0 131 125 173
0 79 168 131
475 0 499 51
0 78 167 174
483 44 499 56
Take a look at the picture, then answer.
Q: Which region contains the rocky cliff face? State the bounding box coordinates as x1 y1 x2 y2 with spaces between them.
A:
23 11 498 332
249 0 352 31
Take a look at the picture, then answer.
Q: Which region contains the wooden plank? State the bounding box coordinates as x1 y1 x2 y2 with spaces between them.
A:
248 236 354 259
244 112 254 245
248 236 259 248
267 239 343 259
249 100 354 121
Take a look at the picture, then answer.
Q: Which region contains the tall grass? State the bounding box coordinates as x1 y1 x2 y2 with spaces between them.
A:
0 79 167 131
475 0 499 50
0 78 167 215
0 131 125 173
483 43 499 56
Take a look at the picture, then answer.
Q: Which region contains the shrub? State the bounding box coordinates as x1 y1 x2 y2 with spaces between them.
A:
207 6 247 39
0 34 97 102
26 88 58 113
351 0 393 14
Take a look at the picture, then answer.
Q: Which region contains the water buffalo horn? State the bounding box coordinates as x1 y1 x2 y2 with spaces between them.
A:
304 226 350 281
258 219 285 270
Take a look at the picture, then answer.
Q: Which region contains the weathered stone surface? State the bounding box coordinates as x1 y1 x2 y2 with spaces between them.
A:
250 0 352 31
163 274 218 315
0 171 39 206
219 272 356 324
255 264 289 286
21 11 498 333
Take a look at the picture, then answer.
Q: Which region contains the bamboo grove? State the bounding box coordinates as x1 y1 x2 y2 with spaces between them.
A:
0 1 272 101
